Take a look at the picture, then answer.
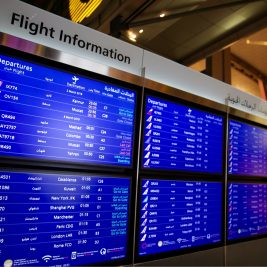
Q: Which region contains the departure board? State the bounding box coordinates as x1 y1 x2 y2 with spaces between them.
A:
228 182 267 240
228 120 267 176
142 96 224 173
138 178 222 256
0 171 130 266
0 54 136 167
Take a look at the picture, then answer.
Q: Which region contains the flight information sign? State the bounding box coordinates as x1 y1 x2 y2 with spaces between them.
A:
228 120 267 176
228 182 267 240
0 54 136 167
142 95 224 173
138 178 222 256
0 171 130 266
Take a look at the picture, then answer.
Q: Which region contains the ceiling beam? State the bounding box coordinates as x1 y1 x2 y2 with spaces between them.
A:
94 0 129 33
179 13 267 66
128 0 263 28
123 0 156 24
109 0 155 37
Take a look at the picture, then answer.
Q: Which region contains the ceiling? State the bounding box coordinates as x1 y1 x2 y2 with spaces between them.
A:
20 0 267 74
231 27 267 77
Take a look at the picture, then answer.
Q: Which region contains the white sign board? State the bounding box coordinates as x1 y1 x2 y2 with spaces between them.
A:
143 51 267 119
0 0 144 76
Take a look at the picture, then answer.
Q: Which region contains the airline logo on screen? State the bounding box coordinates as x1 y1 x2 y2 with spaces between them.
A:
66 75 85 90
72 76 79 84
0 57 32 75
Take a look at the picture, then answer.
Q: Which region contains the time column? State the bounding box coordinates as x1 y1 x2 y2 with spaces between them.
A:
77 176 130 249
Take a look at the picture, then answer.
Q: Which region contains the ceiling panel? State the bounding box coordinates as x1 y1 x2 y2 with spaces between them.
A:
199 6 241 24
125 0 267 63
234 1 267 18
172 24 225 58
157 15 213 46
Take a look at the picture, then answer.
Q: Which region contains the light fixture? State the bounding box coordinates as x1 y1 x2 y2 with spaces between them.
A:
128 31 137 42
129 37 137 42
139 29 144 34
159 13 165 18
246 39 267 46
69 0 103 23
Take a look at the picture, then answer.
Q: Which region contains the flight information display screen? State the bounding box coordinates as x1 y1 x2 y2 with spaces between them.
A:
228 120 267 176
0 171 131 266
228 182 267 240
138 178 222 256
142 95 224 173
0 53 136 167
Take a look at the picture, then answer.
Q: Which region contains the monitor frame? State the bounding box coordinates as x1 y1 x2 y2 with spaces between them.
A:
140 89 226 177
0 45 142 173
227 115 267 178
134 175 225 263
226 178 267 244
0 166 136 266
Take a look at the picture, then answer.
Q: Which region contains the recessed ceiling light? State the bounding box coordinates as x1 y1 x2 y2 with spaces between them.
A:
129 37 137 42
246 39 251 44
128 31 136 38
160 13 165 18
128 31 137 42
139 29 144 34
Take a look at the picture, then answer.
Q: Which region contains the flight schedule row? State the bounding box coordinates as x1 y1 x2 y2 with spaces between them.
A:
228 120 267 176
228 182 267 240
0 171 130 266
0 54 136 167
142 96 224 174
138 179 222 256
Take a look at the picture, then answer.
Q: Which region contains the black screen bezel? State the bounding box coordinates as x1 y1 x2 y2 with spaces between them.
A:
226 178 267 245
0 45 141 173
139 89 226 178
134 175 225 264
0 166 136 266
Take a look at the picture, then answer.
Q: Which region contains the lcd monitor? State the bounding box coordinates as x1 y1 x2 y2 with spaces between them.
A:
228 119 267 177
228 182 267 240
138 178 222 257
0 53 136 167
0 170 131 266
142 95 224 174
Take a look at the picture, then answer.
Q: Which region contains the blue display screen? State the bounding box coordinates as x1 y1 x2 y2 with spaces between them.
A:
0 171 130 266
142 96 224 173
138 178 222 256
228 120 267 176
0 54 136 167
228 182 267 240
